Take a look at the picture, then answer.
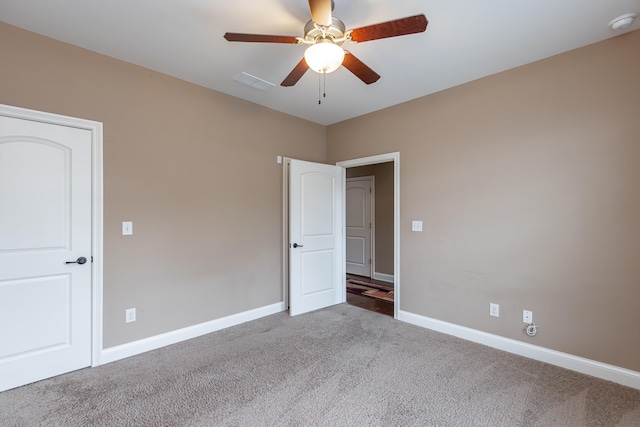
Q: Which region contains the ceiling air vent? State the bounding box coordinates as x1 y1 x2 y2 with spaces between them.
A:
233 72 275 91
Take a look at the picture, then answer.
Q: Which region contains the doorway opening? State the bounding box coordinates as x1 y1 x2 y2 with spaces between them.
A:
283 153 399 318
337 153 399 319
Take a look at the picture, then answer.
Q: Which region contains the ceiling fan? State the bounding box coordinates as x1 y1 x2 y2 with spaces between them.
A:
224 0 428 87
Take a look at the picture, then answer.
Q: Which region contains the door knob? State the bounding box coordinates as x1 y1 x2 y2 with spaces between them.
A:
292 243 304 248
66 257 87 265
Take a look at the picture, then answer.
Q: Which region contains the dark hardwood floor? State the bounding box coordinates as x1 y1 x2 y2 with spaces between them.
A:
346 275 394 317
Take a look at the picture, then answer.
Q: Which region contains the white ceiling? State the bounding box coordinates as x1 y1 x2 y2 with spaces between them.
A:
1 0 639 125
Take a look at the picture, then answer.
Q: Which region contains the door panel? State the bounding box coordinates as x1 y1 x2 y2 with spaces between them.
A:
0 115 92 391
0 140 69 251
301 250 334 294
346 177 372 276
0 275 72 358
289 159 344 316
301 173 335 236
346 236 366 264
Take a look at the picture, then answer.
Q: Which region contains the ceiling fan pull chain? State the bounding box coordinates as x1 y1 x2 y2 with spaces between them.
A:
323 72 327 99
317 72 329 105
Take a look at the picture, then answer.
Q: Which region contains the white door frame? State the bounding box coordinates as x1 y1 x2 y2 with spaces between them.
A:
0 104 104 367
337 153 399 319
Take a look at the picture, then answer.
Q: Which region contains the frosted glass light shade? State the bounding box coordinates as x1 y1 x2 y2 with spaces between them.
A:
304 42 345 73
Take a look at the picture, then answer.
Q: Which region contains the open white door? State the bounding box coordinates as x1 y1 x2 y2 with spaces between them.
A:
0 113 92 391
288 159 344 316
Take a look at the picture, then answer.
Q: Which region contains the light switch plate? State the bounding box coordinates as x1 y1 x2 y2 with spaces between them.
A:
490 303 500 317
411 220 423 232
122 221 133 236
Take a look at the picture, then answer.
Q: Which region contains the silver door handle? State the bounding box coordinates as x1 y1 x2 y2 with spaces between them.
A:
292 243 303 248
66 256 87 265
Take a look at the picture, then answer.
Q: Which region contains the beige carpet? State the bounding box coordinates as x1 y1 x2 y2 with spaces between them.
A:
1 304 639 426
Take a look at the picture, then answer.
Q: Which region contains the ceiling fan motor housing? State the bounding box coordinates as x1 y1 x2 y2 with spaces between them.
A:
304 17 346 45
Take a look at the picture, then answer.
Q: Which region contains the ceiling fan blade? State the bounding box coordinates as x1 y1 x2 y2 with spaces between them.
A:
342 52 380 85
349 14 428 43
308 0 333 27
224 33 299 44
281 58 309 87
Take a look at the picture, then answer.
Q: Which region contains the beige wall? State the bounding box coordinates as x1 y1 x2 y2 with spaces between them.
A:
0 23 326 348
347 163 394 276
328 30 640 372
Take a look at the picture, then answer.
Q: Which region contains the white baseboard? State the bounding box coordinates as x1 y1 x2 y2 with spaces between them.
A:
373 272 394 283
398 310 640 390
98 302 286 365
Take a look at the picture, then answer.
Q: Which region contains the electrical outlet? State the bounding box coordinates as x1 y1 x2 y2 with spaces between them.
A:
490 303 500 317
126 308 136 323
523 310 533 324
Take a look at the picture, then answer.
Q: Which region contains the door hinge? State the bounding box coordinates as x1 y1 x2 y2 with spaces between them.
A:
370 223 372 229
369 258 372 265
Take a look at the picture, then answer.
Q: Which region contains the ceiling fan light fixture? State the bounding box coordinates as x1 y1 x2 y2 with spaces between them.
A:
304 39 345 74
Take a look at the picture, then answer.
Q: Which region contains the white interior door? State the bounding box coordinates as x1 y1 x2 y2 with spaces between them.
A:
288 159 344 316
346 177 372 277
0 114 92 391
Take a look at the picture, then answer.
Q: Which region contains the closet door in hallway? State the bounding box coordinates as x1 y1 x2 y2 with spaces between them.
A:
346 177 372 277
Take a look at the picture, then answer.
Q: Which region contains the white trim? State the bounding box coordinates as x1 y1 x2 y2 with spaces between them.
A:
370 177 375 280
100 302 286 364
337 152 400 319
340 169 347 304
0 104 104 368
398 310 640 390
90 120 104 367
373 272 394 283
282 159 290 310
